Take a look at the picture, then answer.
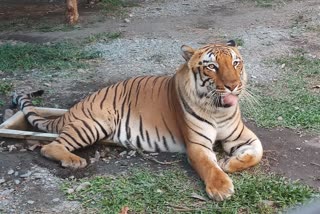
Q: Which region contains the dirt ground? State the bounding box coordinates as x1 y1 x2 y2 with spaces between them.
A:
0 0 319 213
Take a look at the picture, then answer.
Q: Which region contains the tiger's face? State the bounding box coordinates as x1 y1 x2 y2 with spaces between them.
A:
181 40 246 108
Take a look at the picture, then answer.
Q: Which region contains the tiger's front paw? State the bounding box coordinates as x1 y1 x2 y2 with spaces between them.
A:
205 170 234 201
61 154 87 169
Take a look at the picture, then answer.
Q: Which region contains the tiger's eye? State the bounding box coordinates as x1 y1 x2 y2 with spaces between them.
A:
233 61 239 66
208 64 215 70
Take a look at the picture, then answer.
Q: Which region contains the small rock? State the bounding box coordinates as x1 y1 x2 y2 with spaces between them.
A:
75 182 91 192
156 189 163 193
119 151 127 157
7 145 17 152
14 171 19 176
20 171 32 178
52 198 60 202
43 83 51 87
296 147 302 151
3 109 14 121
19 149 27 152
277 116 283 121
67 188 75 194
150 153 159 156
124 18 130 23
128 13 133 17
0 178 5 184
8 169 14 175
128 150 136 157
0 141 5 146
281 63 286 69
94 151 101 160
28 144 40 151
27 200 35 205
77 68 85 73
14 179 21 185
32 173 43 180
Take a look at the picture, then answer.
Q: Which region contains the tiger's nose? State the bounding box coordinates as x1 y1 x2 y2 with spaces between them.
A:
224 83 238 92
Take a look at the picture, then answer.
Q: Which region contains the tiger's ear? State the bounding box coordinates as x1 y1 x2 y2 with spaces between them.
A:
181 45 195 61
227 40 237 47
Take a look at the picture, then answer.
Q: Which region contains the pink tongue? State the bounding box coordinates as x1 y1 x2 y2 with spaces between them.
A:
223 94 238 106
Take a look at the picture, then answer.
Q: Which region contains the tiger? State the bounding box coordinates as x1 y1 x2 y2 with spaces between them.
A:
12 40 263 201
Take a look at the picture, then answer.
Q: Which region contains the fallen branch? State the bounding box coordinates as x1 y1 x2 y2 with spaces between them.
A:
310 162 320 167
134 148 181 165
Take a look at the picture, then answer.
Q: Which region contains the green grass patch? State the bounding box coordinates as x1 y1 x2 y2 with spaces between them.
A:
0 42 101 72
100 0 139 13
242 54 320 133
62 168 317 213
0 18 80 33
84 32 122 43
234 38 245 47
248 0 291 8
0 80 13 95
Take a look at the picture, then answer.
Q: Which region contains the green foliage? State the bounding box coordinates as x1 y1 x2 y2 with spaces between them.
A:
100 0 139 13
243 54 320 133
0 18 80 33
234 38 245 47
0 80 13 95
31 97 44 106
85 32 122 43
63 168 317 213
0 42 101 72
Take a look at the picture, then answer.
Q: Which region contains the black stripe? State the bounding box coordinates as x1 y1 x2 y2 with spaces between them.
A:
136 136 142 149
55 137 74 150
229 138 257 155
166 78 172 110
62 131 84 148
186 123 212 144
25 112 36 119
100 87 110 109
222 119 241 141
162 136 169 151
145 130 152 148
69 123 89 145
80 120 95 143
113 83 120 110
188 140 212 151
135 77 146 106
161 115 176 144
126 77 139 104
157 77 167 97
218 107 238 125
154 142 161 152
200 78 210 87
178 87 215 127
21 101 32 109
155 127 160 141
120 79 129 98
139 115 145 141
151 76 161 96
125 103 131 140
233 124 245 142
31 118 46 126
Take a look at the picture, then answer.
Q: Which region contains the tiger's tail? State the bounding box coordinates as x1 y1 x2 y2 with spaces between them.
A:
12 90 63 133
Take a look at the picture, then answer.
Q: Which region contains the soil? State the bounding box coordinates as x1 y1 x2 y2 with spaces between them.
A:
0 0 319 213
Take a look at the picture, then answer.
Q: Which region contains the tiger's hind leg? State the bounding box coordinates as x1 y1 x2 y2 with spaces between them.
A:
41 120 104 169
219 126 263 173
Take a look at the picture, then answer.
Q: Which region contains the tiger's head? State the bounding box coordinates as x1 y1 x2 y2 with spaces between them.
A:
181 40 247 108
